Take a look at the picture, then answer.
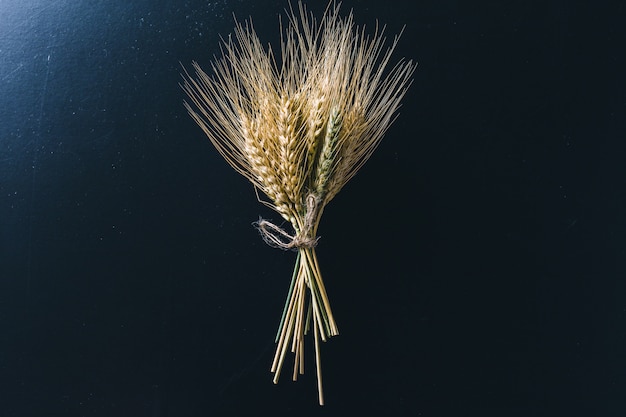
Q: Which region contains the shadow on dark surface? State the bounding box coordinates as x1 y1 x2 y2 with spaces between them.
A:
1 0 625 416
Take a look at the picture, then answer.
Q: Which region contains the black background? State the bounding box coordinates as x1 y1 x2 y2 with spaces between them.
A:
1 0 625 416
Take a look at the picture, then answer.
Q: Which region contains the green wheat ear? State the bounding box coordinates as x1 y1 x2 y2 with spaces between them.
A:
313 106 342 200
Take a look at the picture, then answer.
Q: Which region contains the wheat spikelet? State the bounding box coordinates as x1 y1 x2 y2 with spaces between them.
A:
304 93 325 174
313 106 341 198
182 1 415 405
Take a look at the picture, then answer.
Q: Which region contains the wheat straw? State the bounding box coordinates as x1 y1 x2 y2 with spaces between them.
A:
182 1 415 405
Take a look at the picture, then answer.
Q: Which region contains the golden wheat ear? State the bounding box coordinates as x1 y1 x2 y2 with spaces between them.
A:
182 0 415 405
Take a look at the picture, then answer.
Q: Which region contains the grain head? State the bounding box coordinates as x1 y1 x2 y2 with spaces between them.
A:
182 1 415 218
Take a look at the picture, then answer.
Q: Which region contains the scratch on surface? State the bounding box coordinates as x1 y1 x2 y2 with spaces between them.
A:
1 63 24 82
0 0 65 41
38 54 51 118
26 52 52 296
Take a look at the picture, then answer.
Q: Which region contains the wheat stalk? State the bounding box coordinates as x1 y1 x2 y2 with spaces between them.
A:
182 1 415 405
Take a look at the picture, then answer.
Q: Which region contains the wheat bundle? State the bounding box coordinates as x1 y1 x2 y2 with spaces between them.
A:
182 1 415 405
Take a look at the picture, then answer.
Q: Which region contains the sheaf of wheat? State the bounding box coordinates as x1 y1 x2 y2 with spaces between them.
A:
182 1 415 405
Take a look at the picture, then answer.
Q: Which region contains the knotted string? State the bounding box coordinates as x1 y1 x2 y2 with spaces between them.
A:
254 194 320 250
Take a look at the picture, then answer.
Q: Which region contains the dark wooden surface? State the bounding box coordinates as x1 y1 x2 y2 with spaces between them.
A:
1 1 624 415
